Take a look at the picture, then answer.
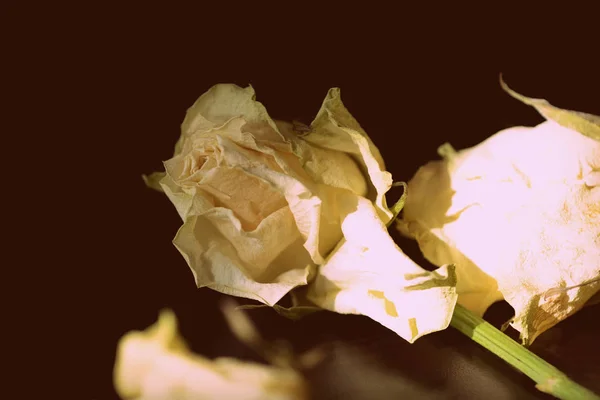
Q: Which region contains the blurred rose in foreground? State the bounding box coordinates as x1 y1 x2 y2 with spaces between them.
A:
398 80 600 344
113 310 307 400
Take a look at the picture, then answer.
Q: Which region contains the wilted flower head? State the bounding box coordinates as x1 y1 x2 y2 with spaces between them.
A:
145 84 392 306
145 85 459 343
398 81 600 344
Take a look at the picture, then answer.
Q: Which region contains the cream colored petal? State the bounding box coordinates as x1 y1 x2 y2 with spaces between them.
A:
500 76 600 141
173 204 315 306
303 88 394 223
158 174 215 221
114 310 307 400
276 120 368 197
216 129 285 172
195 166 288 231
497 183 600 344
231 164 337 265
302 144 368 196
214 120 315 192
177 84 287 156
399 117 600 344
397 159 504 316
307 194 457 343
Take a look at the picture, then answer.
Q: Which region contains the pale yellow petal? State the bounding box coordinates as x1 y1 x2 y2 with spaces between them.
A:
177 84 286 155
276 120 368 197
303 88 394 223
234 164 339 265
173 205 315 306
500 76 600 141
397 159 504 316
307 194 457 343
159 173 215 221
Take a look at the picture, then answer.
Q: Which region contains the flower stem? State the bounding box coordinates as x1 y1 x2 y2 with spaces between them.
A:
386 182 407 228
450 304 599 400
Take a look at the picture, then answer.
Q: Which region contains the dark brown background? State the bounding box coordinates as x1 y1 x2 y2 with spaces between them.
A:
7 4 599 399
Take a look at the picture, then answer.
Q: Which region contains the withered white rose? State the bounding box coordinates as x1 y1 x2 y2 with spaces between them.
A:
114 310 307 400
398 81 600 344
146 84 393 306
146 85 458 341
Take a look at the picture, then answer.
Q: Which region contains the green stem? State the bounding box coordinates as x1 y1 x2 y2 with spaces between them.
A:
386 182 407 228
450 304 599 400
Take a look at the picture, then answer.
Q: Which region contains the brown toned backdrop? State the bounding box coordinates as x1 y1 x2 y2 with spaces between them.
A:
9 4 598 399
